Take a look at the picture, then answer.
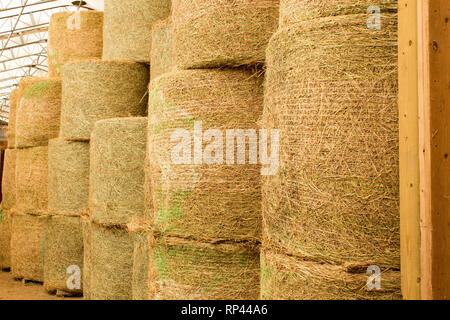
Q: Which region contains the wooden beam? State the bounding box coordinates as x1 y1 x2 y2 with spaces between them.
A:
399 0 421 300
418 0 450 300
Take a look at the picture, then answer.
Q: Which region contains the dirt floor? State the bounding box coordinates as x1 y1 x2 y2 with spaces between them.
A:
0 269 82 300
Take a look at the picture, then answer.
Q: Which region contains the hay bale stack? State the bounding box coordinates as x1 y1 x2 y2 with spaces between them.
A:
10 212 48 281
149 236 260 300
15 78 62 148
90 117 147 225
103 0 171 63
150 17 173 80
60 60 149 140
172 0 279 69
128 218 149 300
16 146 48 214
6 88 19 147
0 210 12 269
48 139 90 215
90 222 133 300
1 149 17 211
260 249 402 300
47 11 103 77
147 69 263 242
43 215 83 294
81 215 92 299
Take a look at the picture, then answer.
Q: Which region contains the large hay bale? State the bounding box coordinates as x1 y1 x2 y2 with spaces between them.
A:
60 60 149 140
147 69 263 242
260 249 402 300
0 210 12 269
48 139 90 215
103 0 171 63
10 212 48 281
43 215 83 294
90 223 133 300
262 9 399 268
128 218 149 300
1 149 17 211
172 0 279 69
6 88 19 148
16 146 48 214
81 215 92 299
150 17 173 81
149 236 260 300
15 78 62 148
47 11 103 77
90 117 147 225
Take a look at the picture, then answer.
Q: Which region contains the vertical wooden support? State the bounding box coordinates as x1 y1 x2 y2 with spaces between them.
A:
399 0 421 300
418 0 450 300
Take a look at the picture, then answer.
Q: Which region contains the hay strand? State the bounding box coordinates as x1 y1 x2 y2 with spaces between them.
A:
1 149 17 211
150 17 173 81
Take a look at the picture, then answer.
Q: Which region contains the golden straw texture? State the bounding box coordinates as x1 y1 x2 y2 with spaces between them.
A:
0 210 12 269
150 17 173 81
81 215 92 299
1 149 17 211
6 88 19 148
128 218 150 300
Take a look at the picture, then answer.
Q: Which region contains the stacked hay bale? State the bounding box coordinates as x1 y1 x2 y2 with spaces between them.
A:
150 17 173 81
260 0 401 299
146 0 279 299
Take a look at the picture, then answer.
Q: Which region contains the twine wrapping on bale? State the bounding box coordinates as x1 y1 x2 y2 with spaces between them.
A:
103 0 171 63
0 210 12 269
149 236 260 300
262 8 399 268
90 222 133 300
1 149 17 211
90 117 147 225
6 88 19 148
150 17 173 81
47 11 103 77
15 78 62 148
43 214 83 294
147 69 263 242
16 146 48 214
60 59 149 140
10 212 48 281
81 215 92 299
260 249 401 300
48 139 90 215
172 0 279 69
128 217 150 300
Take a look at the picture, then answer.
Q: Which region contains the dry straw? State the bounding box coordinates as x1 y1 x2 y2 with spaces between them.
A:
260 249 401 300
103 0 171 63
81 215 92 299
15 78 62 148
172 0 279 69
90 117 147 225
0 210 12 269
47 11 103 77
147 69 264 242
1 149 17 211
60 59 149 140
262 8 400 268
11 212 48 281
150 17 173 81
6 88 19 148
16 146 48 214
90 222 133 300
48 139 90 215
149 236 260 300
43 215 83 294
128 217 150 300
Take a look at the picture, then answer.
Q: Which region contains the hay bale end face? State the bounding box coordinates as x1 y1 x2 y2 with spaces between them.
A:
60 59 149 140
150 17 173 81
1 149 17 211
47 11 103 77
90 117 147 225
103 0 171 63
172 0 279 69
43 215 83 294
15 78 62 149
48 139 90 215
6 89 19 148
0 210 12 269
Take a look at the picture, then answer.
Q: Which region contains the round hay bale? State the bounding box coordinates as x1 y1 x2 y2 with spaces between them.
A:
128 218 150 300
6 88 19 148
43 215 83 294
103 0 171 63
150 17 173 81
15 78 62 148
147 69 263 242
81 215 92 299
16 146 48 214
60 59 149 140
90 117 147 225
260 249 401 300
0 210 12 269
10 212 48 281
90 222 133 300
149 236 260 300
48 139 90 215
1 149 17 211
172 0 279 69
262 13 399 267
47 11 103 77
